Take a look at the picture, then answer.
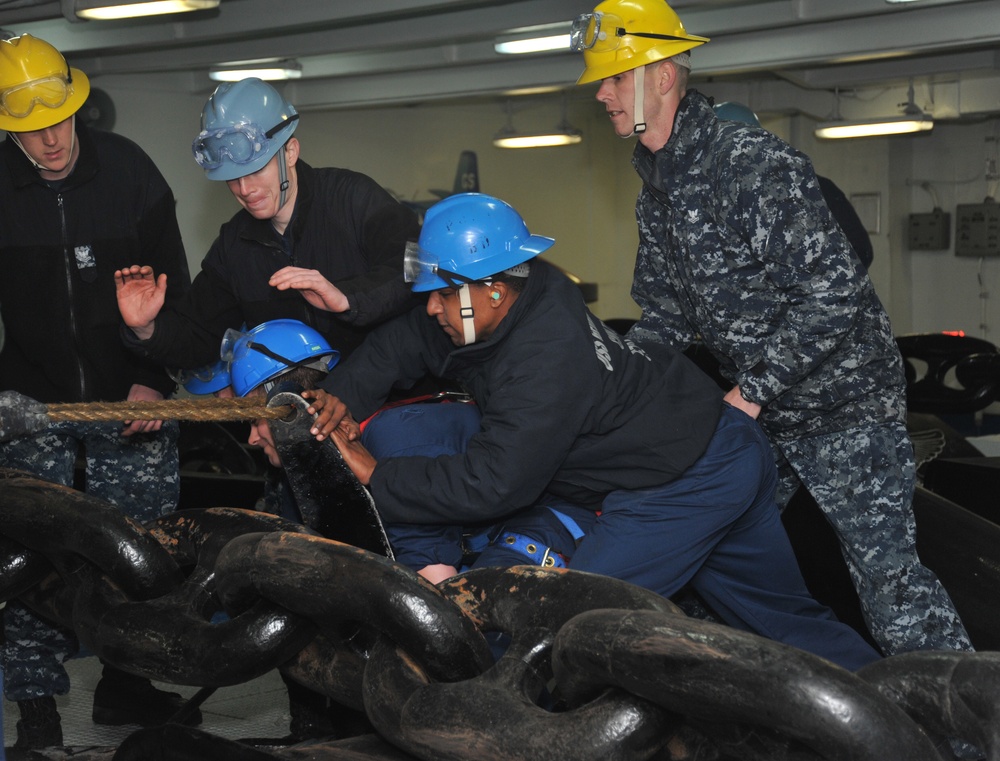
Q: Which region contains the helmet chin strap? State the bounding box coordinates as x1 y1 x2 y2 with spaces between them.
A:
10 114 77 173
459 284 477 345
277 143 290 209
629 65 647 137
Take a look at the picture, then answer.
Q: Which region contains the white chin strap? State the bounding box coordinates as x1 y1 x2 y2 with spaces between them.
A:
459 284 477 345
629 66 647 137
10 114 77 172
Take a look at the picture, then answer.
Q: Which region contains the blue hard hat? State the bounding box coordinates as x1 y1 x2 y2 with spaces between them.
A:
192 77 299 182
404 193 554 292
174 359 232 395
713 101 761 128
223 319 339 397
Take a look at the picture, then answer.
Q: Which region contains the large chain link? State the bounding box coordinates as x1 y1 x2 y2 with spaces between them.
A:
2 467 1000 761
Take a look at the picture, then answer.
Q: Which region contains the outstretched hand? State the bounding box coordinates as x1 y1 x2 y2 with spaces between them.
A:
269 266 350 313
115 265 167 340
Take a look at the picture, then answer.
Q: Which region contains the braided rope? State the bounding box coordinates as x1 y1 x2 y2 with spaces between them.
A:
46 397 291 423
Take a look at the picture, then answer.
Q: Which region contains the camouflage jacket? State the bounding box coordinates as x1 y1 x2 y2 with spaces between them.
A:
628 90 906 439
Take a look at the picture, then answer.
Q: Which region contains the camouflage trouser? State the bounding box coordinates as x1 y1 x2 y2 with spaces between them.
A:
0 421 180 701
772 420 973 656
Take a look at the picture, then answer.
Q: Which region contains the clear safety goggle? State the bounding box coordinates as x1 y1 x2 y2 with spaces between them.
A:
220 327 297 369
0 74 74 119
570 11 694 53
168 364 226 386
192 113 299 170
404 241 481 290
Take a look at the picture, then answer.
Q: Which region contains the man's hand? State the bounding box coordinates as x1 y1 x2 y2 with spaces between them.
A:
269 266 350 313
301 389 358 441
122 384 165 437
0 391 50 442
115 265 167 340
724 385 762 419
330 423 377 485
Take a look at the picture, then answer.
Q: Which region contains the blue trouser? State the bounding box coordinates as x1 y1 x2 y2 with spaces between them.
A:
362 403 594 572
0 421 180 700
570 405 881 672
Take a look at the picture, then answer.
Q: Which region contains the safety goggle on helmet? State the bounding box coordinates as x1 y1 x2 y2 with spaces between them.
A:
192 113 299 172
0 73 74 119
221 319 339 397
169 359 232 396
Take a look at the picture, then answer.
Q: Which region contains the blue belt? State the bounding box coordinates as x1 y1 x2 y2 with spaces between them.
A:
498 531 566 568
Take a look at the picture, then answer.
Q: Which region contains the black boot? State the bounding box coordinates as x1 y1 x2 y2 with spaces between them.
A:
14 696 63 749
92 664 203 727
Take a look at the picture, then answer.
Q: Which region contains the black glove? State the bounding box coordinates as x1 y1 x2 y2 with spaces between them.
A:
0 391 50 443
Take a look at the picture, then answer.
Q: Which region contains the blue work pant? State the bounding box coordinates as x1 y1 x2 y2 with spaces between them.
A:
570 405 881 672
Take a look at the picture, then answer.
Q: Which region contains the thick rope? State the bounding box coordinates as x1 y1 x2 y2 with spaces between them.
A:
46 397 292 423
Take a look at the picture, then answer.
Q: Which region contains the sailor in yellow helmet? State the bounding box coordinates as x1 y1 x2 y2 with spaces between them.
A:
573 0 708 137
0 34 198 749
573 0 976 672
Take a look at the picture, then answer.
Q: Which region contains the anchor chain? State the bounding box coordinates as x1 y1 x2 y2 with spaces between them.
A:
1 469 997 761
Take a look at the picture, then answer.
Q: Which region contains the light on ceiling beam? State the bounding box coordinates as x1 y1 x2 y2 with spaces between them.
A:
494 23 571 55
494 34 570 55
210 60 303 82
493 97 582 149
75 0 218 20
815 80 933 139
814 115 933 139
493 130 582 148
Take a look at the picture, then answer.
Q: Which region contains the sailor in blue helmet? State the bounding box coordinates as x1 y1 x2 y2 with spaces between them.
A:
303 192 882 671
114 76 420 372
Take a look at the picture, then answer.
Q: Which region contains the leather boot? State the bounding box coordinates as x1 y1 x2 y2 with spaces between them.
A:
14 696 63 749
92 663 202 726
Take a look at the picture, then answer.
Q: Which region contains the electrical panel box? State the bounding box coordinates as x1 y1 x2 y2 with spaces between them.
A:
908 210 951 250
955 200 1000 257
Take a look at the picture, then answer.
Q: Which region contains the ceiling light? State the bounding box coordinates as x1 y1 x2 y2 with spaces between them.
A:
815 81 933 139
492 98 582 149
494 24 571 55
75 0 218 20
210 60 303 82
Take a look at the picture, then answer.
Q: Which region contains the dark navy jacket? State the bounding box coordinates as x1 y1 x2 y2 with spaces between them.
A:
0 126 189 403
124 160 420 368
323 261 723 525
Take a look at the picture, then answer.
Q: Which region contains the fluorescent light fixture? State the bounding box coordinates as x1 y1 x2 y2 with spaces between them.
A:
76 0 218 20
815 80 933 139
814 115 933 139
495 34 570 55
210 60 303 82
493 97 582 149
494 23 572 55
493 129 582 149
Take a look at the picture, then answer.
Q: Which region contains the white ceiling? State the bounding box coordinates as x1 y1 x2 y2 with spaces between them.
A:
2 0 1000 122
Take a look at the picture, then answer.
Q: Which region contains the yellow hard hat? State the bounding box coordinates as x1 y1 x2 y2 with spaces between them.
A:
0 34 90 132
573 0 709 85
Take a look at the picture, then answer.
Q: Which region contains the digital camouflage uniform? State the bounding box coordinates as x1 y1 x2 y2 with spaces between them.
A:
626 89 971 656
0 421 179 700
